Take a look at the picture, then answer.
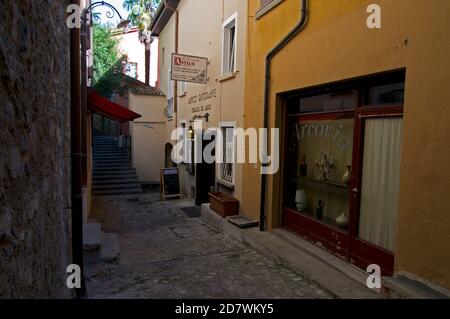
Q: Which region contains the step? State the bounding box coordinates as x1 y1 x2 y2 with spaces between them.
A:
93 178 139 185
93 170 137 176
93 187 143 196
93 158 131 162
83 223 102 250
93 155 129 159
93 160 130 164
93 151 127 155
94 164 132 172
101 232 120 263
200 203 379 299
273 228 373 291
93 142 119 145
93 183 142 190
93 148 123 152
93 173 137 179
382 276 450 299
93 150 127 154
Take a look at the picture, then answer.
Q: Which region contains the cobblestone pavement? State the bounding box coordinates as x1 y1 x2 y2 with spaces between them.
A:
85 193 333 299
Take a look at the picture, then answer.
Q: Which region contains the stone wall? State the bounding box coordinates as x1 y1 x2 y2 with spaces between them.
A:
0 0 72 298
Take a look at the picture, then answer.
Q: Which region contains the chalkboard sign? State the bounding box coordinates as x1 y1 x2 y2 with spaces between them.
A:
160 168 181 200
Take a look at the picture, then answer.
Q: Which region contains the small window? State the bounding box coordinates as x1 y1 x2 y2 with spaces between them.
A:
178 81 186 96
219 123 235 184
161 47 165 66
287 89 358 115
124 62 138 79
167 69 173 100
165 69 174 118
179 122 186 163
222 14 237 76
363 82 405 106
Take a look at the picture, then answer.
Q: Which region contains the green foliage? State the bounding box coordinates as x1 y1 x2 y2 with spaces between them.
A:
92 24 125 97
123 0 161 45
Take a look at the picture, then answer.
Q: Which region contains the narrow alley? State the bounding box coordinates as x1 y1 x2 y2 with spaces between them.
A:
2 0 450 305
85 192 332 299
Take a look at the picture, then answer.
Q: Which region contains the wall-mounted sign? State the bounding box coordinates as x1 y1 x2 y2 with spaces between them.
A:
188 89 217 113
171 53 208 84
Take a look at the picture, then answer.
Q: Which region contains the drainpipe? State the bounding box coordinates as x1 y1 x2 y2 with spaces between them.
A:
70 0 85 298
81 3 88 199
259 0 309 231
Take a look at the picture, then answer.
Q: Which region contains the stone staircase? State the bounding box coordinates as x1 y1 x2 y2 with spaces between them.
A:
93 133 143 196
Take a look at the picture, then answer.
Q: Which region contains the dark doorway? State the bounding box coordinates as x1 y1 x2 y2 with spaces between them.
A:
195 130 216 206
165 143 177 168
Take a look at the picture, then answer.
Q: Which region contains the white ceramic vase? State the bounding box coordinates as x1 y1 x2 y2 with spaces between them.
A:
336 212 349 228
295 190 307 211
342 165 352 185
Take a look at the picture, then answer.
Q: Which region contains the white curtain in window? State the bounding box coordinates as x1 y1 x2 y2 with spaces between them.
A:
358 118 403 252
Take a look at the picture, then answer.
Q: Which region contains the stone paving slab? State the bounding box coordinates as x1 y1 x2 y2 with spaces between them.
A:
86 193 333 299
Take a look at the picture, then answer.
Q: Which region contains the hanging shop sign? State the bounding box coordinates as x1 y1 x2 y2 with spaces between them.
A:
171 53 208 84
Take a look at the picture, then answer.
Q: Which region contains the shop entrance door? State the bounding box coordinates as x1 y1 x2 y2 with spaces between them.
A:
349 114 403 275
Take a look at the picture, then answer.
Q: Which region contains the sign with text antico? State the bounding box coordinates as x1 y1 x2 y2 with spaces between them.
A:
171 53 208 84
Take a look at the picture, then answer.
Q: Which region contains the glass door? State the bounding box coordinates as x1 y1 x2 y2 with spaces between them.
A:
350 115 403 275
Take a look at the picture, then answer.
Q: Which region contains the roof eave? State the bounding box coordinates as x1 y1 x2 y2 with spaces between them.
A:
150 0 180 37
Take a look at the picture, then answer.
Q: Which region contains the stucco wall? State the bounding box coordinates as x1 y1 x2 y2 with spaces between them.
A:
0 0 72 298
129 93 166 183
113 29 159 86
244 0 450 289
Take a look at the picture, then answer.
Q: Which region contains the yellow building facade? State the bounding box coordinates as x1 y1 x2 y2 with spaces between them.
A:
243 0 450 291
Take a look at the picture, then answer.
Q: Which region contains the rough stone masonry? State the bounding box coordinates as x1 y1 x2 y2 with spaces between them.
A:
0 0 72 298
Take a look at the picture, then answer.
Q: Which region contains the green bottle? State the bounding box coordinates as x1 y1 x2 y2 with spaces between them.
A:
316 200 324 220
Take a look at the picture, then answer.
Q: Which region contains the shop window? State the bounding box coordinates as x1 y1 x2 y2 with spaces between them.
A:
222 13 237 76
285 117 354 230
219 123 235 184
283 70 405 274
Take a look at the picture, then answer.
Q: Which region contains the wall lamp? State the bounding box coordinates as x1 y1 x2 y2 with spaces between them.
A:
85 1 131 30
187 113 210 139
192 113 210 122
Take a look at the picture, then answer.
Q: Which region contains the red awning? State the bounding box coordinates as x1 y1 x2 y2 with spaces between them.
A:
88 91 141 123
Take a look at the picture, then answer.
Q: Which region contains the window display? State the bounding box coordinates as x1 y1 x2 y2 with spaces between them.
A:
285 117 354 230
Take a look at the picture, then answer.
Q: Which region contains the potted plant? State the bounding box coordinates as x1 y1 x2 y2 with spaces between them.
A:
208 192 239 217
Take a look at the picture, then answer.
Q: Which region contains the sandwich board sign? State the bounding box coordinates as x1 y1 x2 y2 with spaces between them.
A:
171 53 208 84
160 167 181 200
